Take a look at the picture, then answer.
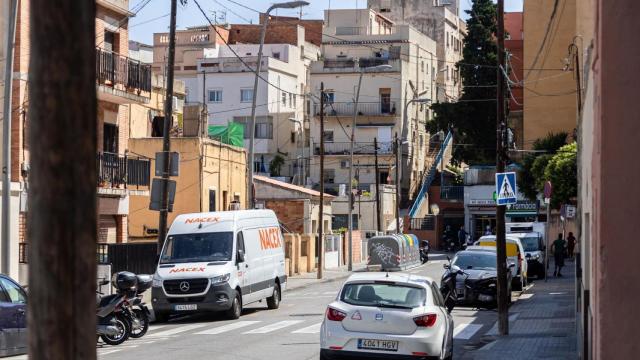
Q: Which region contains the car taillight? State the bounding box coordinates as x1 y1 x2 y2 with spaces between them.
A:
326 307 347 322
413 313 437 327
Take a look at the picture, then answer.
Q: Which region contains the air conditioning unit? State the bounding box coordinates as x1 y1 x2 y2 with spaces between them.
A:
340 160 350 169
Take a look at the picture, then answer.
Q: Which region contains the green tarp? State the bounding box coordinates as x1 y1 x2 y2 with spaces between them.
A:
208 122 244 147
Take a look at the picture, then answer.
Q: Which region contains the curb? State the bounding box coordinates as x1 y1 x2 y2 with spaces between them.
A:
286 267 367 292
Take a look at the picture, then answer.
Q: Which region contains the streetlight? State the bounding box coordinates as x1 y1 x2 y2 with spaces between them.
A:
347 63 393 271
289 117 305 186
247 1 310 209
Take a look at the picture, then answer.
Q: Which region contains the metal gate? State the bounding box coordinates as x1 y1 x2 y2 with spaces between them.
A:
106 242 158 275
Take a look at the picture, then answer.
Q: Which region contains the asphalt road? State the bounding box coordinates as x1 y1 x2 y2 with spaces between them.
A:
11 253 525 360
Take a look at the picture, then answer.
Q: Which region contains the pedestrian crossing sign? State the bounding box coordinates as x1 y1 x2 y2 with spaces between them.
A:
495 172 517 205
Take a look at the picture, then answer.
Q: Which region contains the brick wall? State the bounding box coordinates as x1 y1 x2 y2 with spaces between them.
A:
229 24 302 46
264 200 306 234
116 215 127 243
258 15 323 46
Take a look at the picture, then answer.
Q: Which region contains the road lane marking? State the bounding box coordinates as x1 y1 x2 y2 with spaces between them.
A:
195 321 262 335
243 320 304 334
292 322 322 334
518 293 534 300
453 323 483 339
99 349 123 355
147 323 211 337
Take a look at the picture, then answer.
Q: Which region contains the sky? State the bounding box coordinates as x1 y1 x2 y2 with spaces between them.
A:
129 0 524 45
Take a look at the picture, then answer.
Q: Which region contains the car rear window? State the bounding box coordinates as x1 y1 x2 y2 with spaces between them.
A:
340 282 426 308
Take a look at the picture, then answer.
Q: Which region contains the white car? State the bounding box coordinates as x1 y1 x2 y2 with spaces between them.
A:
320 273 454 360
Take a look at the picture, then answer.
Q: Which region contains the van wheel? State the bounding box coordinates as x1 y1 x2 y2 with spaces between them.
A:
226 292 242 320
267 282 281 310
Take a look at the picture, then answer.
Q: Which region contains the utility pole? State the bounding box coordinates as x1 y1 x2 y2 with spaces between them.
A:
202 69 208 138
374 137 382 233
29 0 97 357
317 83 325 279
1 0 18 275
347 70 364 272
157 0 178 254
395 133 401 233
495 0 509 336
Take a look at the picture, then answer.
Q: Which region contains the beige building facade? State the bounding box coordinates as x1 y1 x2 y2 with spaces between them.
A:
128 137 246 240
523 0 577 148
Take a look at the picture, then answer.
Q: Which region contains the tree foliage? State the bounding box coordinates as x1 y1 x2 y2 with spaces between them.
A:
427 0 498 164
519 132 568 200
269 155 285 176
544 142 577 209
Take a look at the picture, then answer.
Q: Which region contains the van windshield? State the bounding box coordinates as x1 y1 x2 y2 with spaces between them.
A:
519 236 540 252
161 232 233 264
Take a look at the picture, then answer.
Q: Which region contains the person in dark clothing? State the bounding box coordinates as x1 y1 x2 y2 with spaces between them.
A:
552 233 567 277
458 226 468 247
567 232 576 260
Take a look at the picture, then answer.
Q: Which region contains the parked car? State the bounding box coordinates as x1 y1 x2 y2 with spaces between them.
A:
474 235 529 290
0 275 27 357
320 272 454 360
441 248 513 308
508 232 546 279
152 210 286 322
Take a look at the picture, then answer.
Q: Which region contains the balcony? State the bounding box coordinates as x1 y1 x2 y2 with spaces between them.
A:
97 0 133 16
312 58 401 74
96 47 151 104
97 152 151 195
314 142 393 156
440 185 464 201
315 102 397 117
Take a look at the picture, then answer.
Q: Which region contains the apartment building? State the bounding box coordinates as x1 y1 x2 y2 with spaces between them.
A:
368 0 465 101
309 8 437 230
3 0 153 281
505 12 524 149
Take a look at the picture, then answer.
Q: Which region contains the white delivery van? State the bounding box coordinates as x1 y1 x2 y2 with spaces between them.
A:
151 210 286 322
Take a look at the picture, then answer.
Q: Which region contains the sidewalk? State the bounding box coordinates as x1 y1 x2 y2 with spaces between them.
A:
460 258 578 360
286 263 367 291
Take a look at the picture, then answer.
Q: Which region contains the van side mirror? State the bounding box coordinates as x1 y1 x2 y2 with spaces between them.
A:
237 249 245 263
508 262 516 269
443 263 450 270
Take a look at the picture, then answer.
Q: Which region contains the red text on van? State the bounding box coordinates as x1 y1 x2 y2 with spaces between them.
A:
259 228 282 250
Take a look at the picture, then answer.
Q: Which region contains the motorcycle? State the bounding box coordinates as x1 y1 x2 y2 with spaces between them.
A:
122 275 152 339
440 256 463 313
419 240 430 264
96 279 130 346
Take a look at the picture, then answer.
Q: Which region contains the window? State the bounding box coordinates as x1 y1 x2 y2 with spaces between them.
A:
289 93 293 107
255 123 273 139
332 214 358 230
340 283 426 308
161 232 234 263
0 277 26 304
234 116 273 139
421 61 425 73
236 232 245 261
293 94 297 107
240 89 254 103
322 130 334 143
103 123 118 153
324 92 335 104
208 89 222 103
282 92 287 106
272 52 280 59
323 169 335 183
209 189 216 211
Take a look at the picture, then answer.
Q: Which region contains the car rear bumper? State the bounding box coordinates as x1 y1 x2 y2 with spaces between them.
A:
320 349 438 360
151 283 235 314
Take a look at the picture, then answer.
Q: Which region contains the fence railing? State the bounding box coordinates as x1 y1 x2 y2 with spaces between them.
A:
314 142 393 155
440 185 464 201
410 216 436 231
324 59 356 69
97 152 151 189
19 243 28 264
316 101 397 116
96 47 152 94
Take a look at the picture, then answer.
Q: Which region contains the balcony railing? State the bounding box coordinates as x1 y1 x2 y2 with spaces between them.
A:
96 47 151 94
410 216 436 231
315 102 397 116
440 185 464 201
314 142 393 155
97 152 151 189
324 58 356 69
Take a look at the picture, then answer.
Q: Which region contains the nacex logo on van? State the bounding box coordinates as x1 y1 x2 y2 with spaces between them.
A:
184 217 220 224
259 228 282 250
169 267 206 273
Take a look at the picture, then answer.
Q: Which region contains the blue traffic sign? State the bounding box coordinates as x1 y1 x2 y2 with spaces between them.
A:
496 172 517 206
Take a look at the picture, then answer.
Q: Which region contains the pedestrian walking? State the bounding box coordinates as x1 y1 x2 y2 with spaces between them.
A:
458 226 468 247
567 232 576 260
552 233 567 277
484 225 492 236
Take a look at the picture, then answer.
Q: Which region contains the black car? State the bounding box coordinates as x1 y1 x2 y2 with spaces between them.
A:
441 249 513 308
0 274 27 356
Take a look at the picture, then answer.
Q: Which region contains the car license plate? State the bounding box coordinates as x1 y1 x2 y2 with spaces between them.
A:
478 294 494 302
357 339 398 352
174 304 197 311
